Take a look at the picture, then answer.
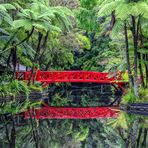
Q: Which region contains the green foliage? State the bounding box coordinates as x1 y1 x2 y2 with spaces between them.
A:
76 0 98 32
80 0 98 9
51 94 72 106
75 33 91 50
98 0 148 20
122 89 138 103
122 87 148 103
12 1 73 33
29 83 43 91
111 19 124 38
138 48 148 54
0 3 15 25
0 80 30 97
138 88 148 102
0 99 29 114
108 112 134 129
73 126 89 141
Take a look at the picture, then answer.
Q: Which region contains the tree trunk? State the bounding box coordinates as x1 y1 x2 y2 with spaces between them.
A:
110 11 116 30
3 115 11 148
28 109 39 148
138 53 145 87
137 127 142 147
34 32 43 64
145 54 148 87
142 128 147 147
10 116 16 148
131 16 139 97
138 22 145 87
124 22 134 86
126 119 139 148
28 32 43 85
38 32 49 66
131 119 139 148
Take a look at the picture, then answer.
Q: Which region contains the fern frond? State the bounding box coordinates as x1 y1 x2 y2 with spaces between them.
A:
116 3 131 20
0 28 9 35
111 20 124 38
1 4 16 10
98 1 120 17
136 1 148 18
12 19 33 30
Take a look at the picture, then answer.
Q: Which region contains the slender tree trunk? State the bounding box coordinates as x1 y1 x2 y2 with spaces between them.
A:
28 109 39 148
138 22 145 87
145 54 148 87
138 53 145 87
131 16 139 97
34 32 43 64
10 116 16 148
118 128 126 142
3 115 11 148
126 119 139 148
45 60 51 71
28 32 43 85
137 127 142 147
131 119 139 148
142 128 147 147
38 32 49 65
110 11 116 30
124 22 134 86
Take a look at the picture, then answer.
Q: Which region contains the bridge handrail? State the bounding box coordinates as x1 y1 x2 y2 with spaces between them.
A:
16 70 124 83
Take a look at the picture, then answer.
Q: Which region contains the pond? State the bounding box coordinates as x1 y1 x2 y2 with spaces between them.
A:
0 83 147 148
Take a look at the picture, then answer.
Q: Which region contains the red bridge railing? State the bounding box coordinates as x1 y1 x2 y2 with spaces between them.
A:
16 70 124 84
23 106 119 119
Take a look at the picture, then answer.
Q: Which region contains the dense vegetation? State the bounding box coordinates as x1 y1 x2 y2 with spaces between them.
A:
0 0 148 148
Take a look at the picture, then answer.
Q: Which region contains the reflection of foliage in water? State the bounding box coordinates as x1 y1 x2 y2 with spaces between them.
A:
51 93 72 106
49 83 113 107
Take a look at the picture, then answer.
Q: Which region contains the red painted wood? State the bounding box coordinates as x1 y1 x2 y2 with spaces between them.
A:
16 70 124 84
23 107 119 119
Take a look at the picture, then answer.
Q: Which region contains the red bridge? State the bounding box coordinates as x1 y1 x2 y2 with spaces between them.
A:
16 70 125 88
23 106 119 119
16 70 127 119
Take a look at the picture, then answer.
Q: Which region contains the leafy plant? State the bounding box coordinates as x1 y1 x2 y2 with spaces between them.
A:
122 89 138 103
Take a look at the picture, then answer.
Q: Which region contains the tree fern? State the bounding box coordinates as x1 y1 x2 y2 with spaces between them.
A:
98 0 148 20
12 1 73 33
134 1 148 18
98 1 120 17
0 3 15 25
116 3 131 20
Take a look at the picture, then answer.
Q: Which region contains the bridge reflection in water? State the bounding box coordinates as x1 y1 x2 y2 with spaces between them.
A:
15 70 127 120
